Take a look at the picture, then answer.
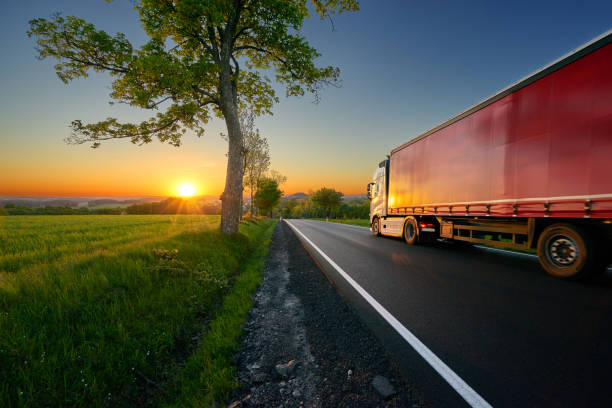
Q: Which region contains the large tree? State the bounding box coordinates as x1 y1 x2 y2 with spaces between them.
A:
28 0 358 234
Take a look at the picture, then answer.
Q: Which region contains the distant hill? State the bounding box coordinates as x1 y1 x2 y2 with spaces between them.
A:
282 192 308 202
0 196 163 209
343 194 367 203
88 199 141 208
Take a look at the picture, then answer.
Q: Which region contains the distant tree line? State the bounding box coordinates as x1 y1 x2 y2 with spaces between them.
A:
0 203 121 215
280 188 369 219
0 189 367 219
125 198 220 215
0 198 223 216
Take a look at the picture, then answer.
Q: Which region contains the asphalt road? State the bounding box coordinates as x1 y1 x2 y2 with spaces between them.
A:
285 219 612 408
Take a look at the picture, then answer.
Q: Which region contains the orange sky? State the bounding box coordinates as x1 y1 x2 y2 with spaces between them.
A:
0 113 373 197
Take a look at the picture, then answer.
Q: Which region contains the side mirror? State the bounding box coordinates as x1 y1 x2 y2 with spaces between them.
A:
366 183 373 200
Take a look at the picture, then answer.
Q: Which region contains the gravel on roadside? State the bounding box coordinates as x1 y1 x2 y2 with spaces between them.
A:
228 221 425 407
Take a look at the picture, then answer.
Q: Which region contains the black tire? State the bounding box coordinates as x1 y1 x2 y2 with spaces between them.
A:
371 217 381 237
537 223 603 280
404 217 419 245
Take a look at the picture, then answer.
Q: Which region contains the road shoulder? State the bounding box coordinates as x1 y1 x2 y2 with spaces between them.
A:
229 221 424 407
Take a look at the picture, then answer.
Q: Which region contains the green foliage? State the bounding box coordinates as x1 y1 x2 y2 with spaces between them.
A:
318 218 370 227
254 177 282 216
0 215 275 407
282 195 368 219
310 187 343 217
337 199 369 219
27 0 359 148
1 204 121 215
0 206 7 216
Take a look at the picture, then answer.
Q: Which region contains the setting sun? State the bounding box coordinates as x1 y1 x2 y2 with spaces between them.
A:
177 182 196 197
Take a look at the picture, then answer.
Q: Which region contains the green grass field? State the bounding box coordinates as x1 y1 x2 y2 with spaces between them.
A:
0 215 276 407
313 218 371 227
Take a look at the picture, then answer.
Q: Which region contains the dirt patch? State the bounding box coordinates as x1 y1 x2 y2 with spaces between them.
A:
229 222 424 407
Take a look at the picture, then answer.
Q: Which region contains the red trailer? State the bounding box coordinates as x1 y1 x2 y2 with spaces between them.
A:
368 30 612 280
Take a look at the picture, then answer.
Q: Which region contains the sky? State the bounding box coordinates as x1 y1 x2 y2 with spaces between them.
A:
1 0 611 197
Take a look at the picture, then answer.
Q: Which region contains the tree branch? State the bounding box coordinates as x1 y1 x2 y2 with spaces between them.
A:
198 99 218 108
192 85 219 104
63 54 128 74
204 15 221 63
233 45 300 79
60 31 129 73
231 54 240 80
232 26 252 47
67 116 181 147
144 96 173 109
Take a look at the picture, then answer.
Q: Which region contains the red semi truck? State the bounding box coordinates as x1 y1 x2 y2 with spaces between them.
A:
367 30 612 280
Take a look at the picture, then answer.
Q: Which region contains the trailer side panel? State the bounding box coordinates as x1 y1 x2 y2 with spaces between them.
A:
388 42 612 218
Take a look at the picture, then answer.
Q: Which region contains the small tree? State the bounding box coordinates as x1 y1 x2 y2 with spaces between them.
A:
240 110 270 216
254 177 281 216
281 199 299 218
28 1 358 234
311 187 343 218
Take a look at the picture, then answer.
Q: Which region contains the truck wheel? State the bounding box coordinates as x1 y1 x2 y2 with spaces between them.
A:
371 217 381 236
404 217 419 245
537 223 599 280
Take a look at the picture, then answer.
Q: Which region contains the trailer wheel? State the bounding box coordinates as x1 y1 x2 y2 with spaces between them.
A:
537 223 599 280
404 217 419 245
371 217 381 236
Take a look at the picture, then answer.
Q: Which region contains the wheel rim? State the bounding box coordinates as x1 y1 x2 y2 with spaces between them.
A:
372 220 378 234
405 222 415 240
546 235 579 267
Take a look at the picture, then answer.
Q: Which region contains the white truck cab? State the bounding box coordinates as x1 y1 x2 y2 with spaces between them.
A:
367 159 389 235
367 158 429 239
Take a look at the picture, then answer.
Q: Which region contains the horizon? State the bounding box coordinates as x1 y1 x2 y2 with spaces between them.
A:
2 1 612 196
0 191 364 200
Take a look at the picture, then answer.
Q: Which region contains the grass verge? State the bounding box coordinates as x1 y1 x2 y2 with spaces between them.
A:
312 218 370 227
162 218 275 407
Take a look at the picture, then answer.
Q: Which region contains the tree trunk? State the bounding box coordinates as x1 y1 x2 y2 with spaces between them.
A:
219 72 243 234
219 5 244 234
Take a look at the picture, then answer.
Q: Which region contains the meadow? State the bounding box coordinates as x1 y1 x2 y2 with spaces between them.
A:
0 215 276 407
314 218 370 227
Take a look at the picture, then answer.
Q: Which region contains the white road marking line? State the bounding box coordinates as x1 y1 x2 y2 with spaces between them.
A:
285 219 494 408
